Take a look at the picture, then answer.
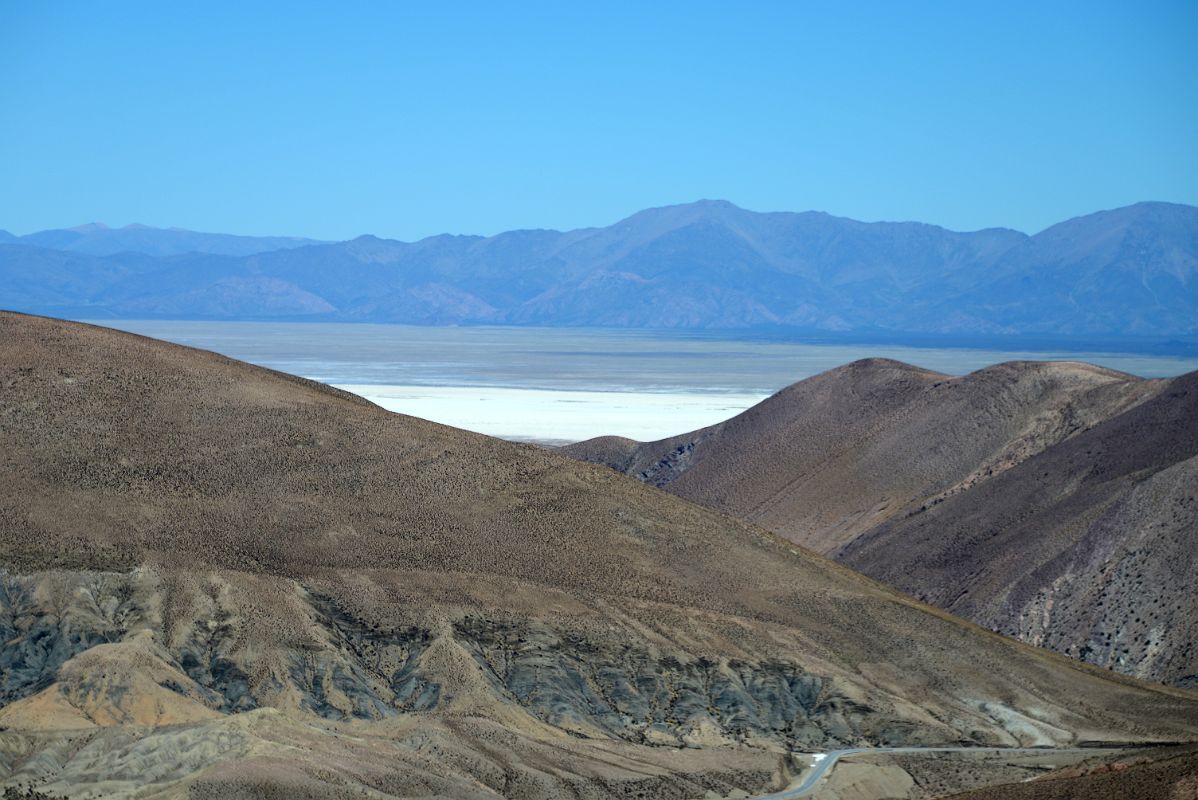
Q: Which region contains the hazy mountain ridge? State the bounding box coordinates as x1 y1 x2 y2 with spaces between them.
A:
3 222 324 257
562 359 1198 686
3 201 1195 338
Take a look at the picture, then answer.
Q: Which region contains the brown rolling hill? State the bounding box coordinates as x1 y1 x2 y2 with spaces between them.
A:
561 358 1160 553
1 312 1196 798
562 359 1197 687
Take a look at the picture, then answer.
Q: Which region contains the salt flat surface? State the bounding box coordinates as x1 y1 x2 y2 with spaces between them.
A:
91 321 1198 443
336 384 769 443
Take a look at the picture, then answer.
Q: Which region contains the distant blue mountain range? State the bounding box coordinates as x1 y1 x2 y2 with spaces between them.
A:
2 201 1196 343
0 222 322 257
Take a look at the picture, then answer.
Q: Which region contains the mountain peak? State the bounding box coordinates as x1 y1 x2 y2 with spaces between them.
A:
611 198 751 233
662 198 747 217
689 198 742 210
1037 200 1198 236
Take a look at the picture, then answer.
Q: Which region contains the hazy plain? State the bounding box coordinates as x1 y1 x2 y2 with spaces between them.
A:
92 320 1198 442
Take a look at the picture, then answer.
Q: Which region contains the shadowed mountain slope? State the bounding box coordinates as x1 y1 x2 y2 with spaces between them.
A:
840 368 1198 688
563 360 1196 686
3 201 1196 339
1 313 1196 797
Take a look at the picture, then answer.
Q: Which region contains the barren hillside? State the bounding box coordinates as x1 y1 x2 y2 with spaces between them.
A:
563 360 1196 687
1 313 1196 797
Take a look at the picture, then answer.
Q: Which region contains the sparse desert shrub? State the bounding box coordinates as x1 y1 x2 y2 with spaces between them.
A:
3 786 64 800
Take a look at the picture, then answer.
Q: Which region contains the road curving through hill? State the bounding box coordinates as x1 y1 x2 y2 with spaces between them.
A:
755 746 1131 799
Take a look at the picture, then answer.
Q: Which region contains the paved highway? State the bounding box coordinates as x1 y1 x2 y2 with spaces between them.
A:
753 748 868 798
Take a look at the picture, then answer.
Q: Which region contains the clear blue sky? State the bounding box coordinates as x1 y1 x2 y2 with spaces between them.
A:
2 1 1195 240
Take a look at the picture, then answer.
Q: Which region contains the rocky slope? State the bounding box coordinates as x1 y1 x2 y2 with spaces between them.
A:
840 368 1198 689
1 313 1196 797
563 359 1197 687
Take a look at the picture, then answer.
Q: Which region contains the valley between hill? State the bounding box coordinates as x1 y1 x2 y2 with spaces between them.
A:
563 358 1198 688
1 312 1196 797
